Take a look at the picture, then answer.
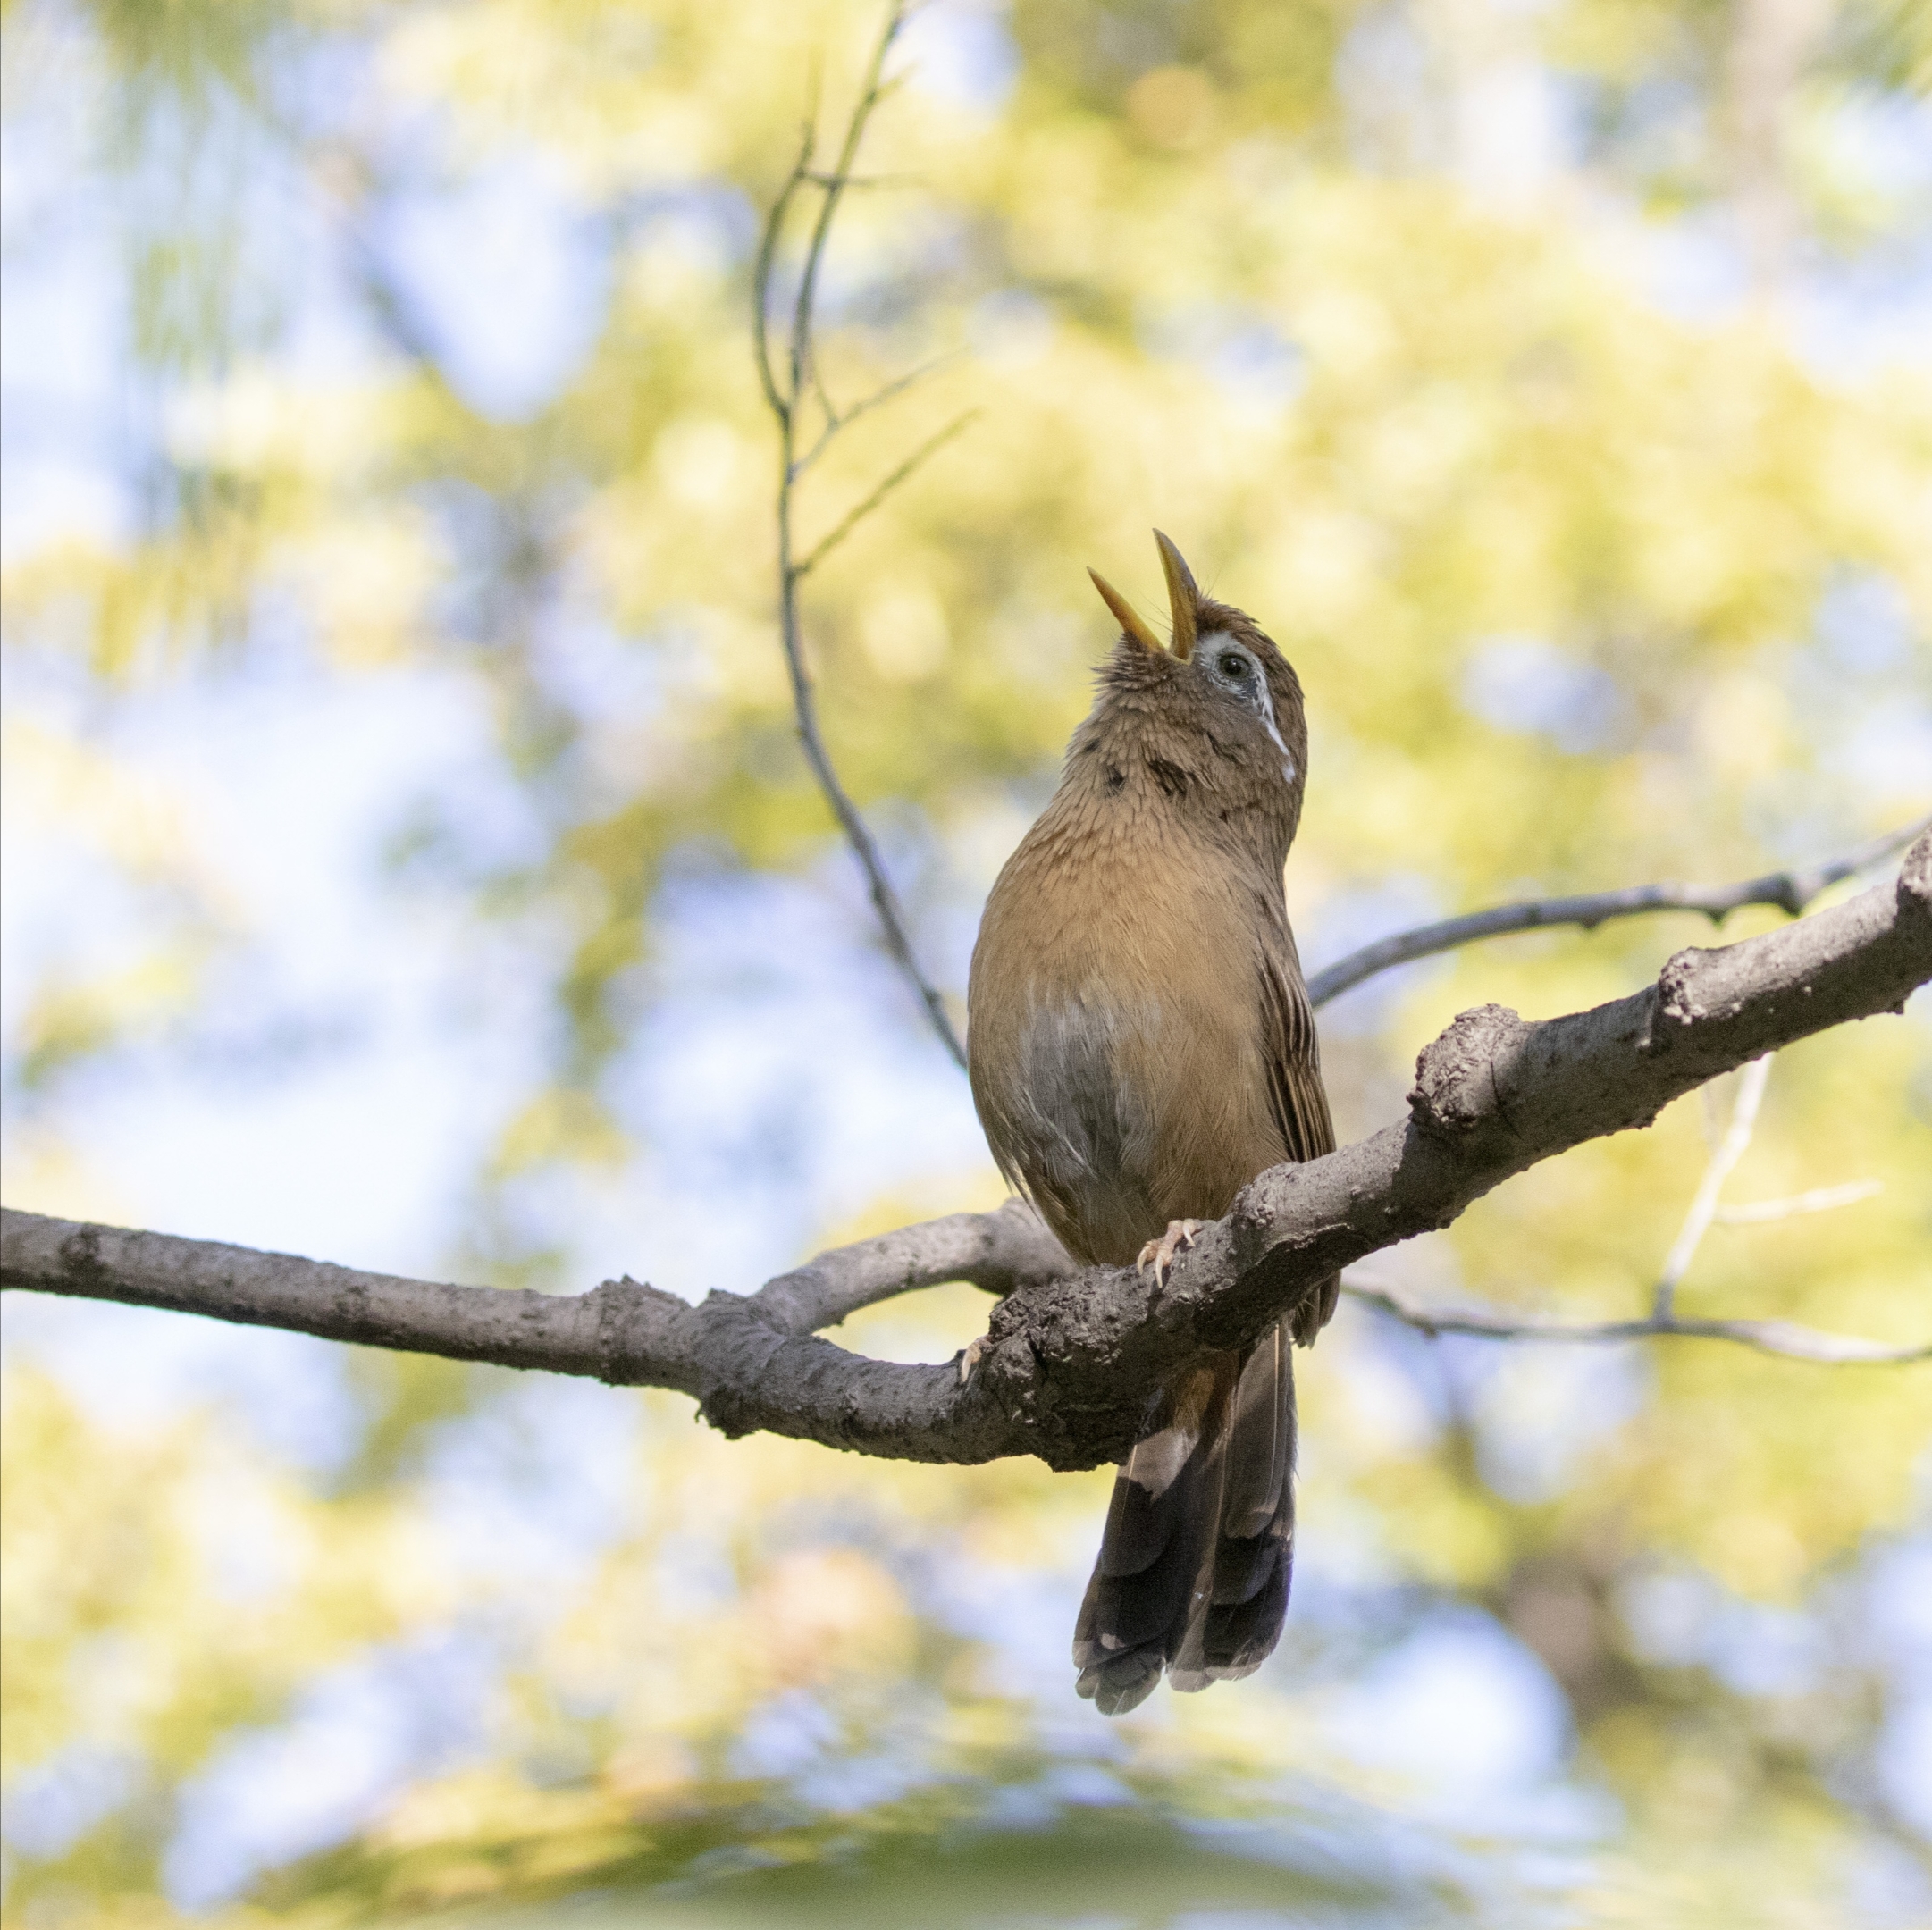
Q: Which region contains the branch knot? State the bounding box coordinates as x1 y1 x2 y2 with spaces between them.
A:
1409 1003 1528 1134
1900 829 1932 924
1649 946 1712 1048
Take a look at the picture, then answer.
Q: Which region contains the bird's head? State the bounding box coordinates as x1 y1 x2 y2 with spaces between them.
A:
1085 532 1310 838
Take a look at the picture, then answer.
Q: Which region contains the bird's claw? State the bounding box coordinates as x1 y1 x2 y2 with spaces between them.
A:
959 1335 988 1385
1137 1220 1202 1287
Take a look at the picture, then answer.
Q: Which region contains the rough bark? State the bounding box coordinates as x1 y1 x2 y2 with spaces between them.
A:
5 835 1928 1471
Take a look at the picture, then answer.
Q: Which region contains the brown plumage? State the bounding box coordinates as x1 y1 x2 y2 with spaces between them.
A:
966 532 1336 1716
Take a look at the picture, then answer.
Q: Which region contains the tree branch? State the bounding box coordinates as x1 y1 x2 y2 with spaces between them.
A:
753 0 968 1070
9 835 1928 1467
1652 1052 1770 1321
1305 814 1930 1008
752 125 815 424
1339 1273 1930 1365
793 409 979 578
1715 1179 1882 1225
794 351 962 478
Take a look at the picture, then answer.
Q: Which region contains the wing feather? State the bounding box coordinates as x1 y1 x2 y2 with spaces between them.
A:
1256 944 1339 1343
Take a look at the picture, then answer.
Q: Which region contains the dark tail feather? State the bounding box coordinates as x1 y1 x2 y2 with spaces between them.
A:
1073 1319 1302 1714
1072 1364 1227 1716
1172 1318 1297 1691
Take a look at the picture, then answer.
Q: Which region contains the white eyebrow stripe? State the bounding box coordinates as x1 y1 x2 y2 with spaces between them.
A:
1202 629 1297 782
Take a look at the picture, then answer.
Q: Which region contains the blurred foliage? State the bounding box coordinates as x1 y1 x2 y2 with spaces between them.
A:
3 0 1930 1921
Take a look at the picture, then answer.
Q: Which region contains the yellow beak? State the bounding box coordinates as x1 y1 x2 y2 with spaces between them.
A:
1154 530 1198 662
1087 567 1163 654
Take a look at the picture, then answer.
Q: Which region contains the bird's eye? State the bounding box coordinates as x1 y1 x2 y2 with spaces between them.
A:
1218 651 1247 680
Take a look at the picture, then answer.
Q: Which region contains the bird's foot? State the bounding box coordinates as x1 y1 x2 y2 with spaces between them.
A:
1136 1220 1202 1287
959 1335 988 1385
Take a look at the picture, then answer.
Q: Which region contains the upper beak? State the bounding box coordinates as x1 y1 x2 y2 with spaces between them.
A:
1088 533 1204 660
1153 530 1198 662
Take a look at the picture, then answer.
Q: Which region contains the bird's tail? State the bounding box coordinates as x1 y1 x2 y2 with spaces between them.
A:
1072 1313 1299 1716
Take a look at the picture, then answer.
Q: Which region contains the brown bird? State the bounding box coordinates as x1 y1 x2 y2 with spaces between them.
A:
966 531 1336 1716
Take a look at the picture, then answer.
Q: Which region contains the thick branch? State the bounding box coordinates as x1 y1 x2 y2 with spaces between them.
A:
1305 815 1929 1007
8 837 1928 1468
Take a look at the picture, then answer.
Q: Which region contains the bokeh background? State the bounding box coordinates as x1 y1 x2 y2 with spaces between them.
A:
4 0 1930 1923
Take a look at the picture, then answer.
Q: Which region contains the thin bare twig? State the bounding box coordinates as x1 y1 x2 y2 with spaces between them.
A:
1716 1179 1883 1225
801 169 920 189
794 349 963 476
756 1 968 1070
1306 814 1932 1008
1654 1053 1772 1319
786 36 895 442
1340 1273 1930 1366
1341 1036 1919 1364
794 409 979 578
752 125 816 423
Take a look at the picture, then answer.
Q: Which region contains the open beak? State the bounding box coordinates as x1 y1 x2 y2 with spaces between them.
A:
1154 530 1198 662
1088 532 1203 660
1087 567 1163 654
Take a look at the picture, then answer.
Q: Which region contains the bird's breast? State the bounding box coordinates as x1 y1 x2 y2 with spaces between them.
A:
967 811 1288 1265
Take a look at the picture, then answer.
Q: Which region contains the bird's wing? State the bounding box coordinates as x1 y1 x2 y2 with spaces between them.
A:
1256 944 1333 1166
1073 937 1340 1714
1158 944 1333 1699
1256 944 1338 1344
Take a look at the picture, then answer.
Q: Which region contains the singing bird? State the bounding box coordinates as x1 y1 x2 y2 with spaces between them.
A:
966 531 1336 1716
